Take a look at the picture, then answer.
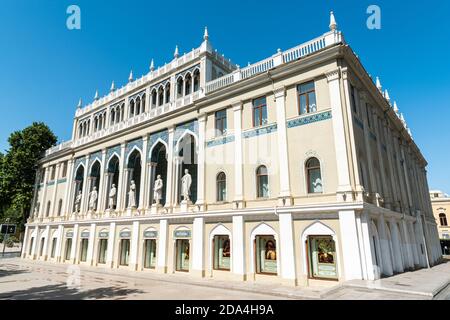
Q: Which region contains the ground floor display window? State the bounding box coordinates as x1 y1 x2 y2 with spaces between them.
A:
29 237 34 255
98 239 108 264
143 239 157 269
64 239 72 261
175 239 190 272
255 235 277 275
79 239 89 262
213 235 230 270
119 239 130 266
308 236 338 280
50 238 57 258
39 238 45 256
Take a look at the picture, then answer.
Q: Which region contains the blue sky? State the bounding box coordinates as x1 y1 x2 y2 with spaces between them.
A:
0 0 449 191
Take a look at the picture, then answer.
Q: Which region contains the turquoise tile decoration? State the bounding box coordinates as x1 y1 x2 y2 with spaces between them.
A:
287 111 332 129
243 123 278 139
206 135 235 148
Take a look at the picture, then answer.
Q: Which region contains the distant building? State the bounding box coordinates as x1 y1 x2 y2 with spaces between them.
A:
430 190 450 255
22 12 441 286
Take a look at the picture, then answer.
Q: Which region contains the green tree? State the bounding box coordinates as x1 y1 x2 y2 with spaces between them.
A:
1 122 57 230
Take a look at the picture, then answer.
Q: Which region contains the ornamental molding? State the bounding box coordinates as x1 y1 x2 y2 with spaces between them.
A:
232 101 243 111
128 89 146 102
325 69 340 82
273 86 286 99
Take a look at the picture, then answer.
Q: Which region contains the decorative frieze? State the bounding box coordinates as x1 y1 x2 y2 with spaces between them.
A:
125 138 143 159
106 145 121 162
206 135 235 148
287 111 332 129
243 123 277 139
174 120 199 145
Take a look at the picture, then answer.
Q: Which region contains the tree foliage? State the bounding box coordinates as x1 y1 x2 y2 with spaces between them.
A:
0 122 57 230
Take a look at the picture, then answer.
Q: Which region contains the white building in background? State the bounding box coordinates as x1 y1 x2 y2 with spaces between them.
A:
22 12 441 286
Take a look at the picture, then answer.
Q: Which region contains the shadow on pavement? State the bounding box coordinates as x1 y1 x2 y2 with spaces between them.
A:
0 268 29 278
0 283 145 300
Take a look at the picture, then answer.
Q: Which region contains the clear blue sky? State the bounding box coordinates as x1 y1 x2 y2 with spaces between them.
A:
1 0 449 191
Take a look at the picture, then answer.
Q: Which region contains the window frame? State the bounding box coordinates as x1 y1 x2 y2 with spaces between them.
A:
439 213 448 227
254 235 277 275
215 109 227 137
212 235 231 271
252 96 267 127
216 172 227 202
306 157 323 194
256 165 269 199
297 81 317 115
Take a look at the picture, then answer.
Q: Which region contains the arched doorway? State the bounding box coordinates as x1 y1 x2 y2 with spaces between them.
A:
177 133 197 204
89 161 101 210
150 142 168 206
106 155 120 210
73 165 85 212
126 149 142 208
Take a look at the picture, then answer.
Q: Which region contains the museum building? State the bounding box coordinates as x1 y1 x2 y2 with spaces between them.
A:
22 12 442 286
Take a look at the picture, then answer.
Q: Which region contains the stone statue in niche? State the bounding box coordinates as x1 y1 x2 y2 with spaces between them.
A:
74 190 82 213
153 175 163 205
108 184 117 210
89 186 98 211
181 169 192 202
128 180 137 208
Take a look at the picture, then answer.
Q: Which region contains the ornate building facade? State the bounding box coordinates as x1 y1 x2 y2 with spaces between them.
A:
22 12 442 286
430 190 450 255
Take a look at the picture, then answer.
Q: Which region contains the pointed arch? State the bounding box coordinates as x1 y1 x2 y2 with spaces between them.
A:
148 138 169 159
249 222 279 275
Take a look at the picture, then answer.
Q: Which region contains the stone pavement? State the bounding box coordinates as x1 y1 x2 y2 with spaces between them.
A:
0 257 449 300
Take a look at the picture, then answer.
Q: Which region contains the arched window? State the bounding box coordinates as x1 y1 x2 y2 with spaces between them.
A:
46 201 51 217
306 157 323 194
141 93 146 112
184 73 192 95
256 166 269 198
158 87 164 106
177 77 183 98
129 100 135 117
151 89 157 108
136 97 141 115
165 83 171 104
57 199 63 216
216 172 226 202
110 109 115 125
193 69 200 92
440 213 448 227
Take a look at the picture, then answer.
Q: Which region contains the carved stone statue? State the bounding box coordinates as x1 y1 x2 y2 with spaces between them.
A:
33 204 39 217
153 175 164 205
74 190 82 213
181 169 192 202
89 186 98 211
128 180 137 208
108 184 117 210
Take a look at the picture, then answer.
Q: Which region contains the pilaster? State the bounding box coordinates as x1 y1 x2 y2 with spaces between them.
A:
157 219 169 273
196 114 206 209
192 217 205 277
231 215 246 280
232 102 245 209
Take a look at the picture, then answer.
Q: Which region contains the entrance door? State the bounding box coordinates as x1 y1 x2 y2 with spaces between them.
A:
79 239 89 262
175 239 190 272
119 239 130 266
64 239 72 261
98 239 108 264
143 239 157 269
308 236 338 280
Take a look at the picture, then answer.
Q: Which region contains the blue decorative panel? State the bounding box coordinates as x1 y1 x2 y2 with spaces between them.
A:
126 138 143 159
73 157 85 175
120 231 131 238
243 124 277 139
143 231 158 238
174 230 191 238
57 178 67 184
98 231 109 238
174 120 199 146
66 231 73 238
46 181 55 186
148 130 169 159
287 111 332 129
353 116 364 130
80 232 90 238
207 135 235 148
107 145 121 161
89 151 102 167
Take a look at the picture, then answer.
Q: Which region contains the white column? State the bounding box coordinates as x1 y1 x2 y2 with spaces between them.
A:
232 215 246 280
38 167 49 218
98 149 107 213
157 219 169 273
55 225 64 262
192 217 205 277
21 225 30 258
50 164 61 216
360 212 377 280
378 214 394 275
278 213 296 284
389 218 404 273
338 210 363 280
63 159 74 215
70 224 79 264
116 143 126 211
359 92 377 194
31 226 39 259
139 136 148 210
86 223 96 265
196 114 206 208
42 225 51 260
106 222 116 268
373 114 391 207
400 220 414 269
129 221 140 270
274 88 292 203
164 127 175 210
232 102 244 207
326 70 352 200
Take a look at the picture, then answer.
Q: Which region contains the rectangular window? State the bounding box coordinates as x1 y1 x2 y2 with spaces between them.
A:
143 239 157 269
298 81 317 115
252 96 267 127
98 239 108 264
215 109 227 136
79 239 89 262
255 235 277 275
175 239 190 272
366 103 372 128
50 165 56 181
308 236 338 280
213 235 231 271
119 239 130 266
61 161 68 178
50 238 57 258
29 238 34 255
350 85 357 114
64 239 72 261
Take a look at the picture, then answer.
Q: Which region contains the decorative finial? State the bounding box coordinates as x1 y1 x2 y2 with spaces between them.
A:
77 98 82 109
407 127 412 137
400 113 405 123
329 11 337 31
203 26 209 41
150 59 154 71
393 101 399 113
129 70 133 82
376 76 382 91
384 89 390 102
110 81 115 92
174 45 179 58
94 90 99 101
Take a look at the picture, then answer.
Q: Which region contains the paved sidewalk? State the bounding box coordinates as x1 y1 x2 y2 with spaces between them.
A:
324 259 450 299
